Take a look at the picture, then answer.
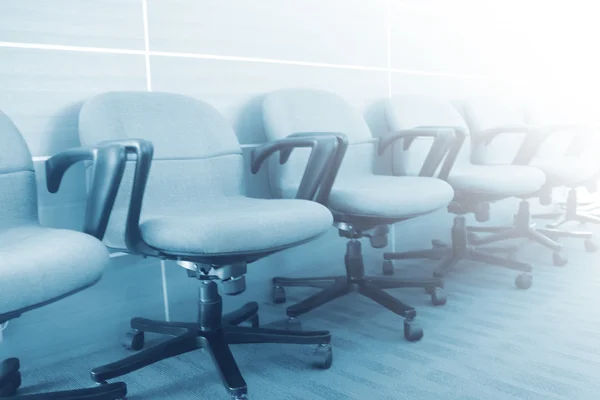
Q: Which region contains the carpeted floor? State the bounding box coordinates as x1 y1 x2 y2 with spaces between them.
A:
13 238 600 400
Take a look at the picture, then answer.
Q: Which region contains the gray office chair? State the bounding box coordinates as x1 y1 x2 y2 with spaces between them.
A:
461 98 590 266
262 88 456 342
381 95 541 288
76 91 340 400
0 111 127 399
524 109 600 250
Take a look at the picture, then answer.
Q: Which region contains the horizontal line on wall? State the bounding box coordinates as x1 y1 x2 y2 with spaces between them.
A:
388 67 498 80
0 40 497 81
0 41 145 55
148 49 389 72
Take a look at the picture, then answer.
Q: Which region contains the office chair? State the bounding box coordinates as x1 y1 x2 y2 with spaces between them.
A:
380 95 542 288
460 98 591 266
0 111 127 399
524 112 600 250
262 88 456 342
77 91 340 400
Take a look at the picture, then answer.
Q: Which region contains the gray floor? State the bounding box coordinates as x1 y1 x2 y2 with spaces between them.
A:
12 235 600 400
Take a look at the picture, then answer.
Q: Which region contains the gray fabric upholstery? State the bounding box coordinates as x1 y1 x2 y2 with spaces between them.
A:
384 95 472 175
0 111 107 316
139 197 332 255
530 156 600 187
461 98 531 165
79 91 333 256
263 89 454 220
326 176 453 219
447 165 545 196
262 88 375 198
385 95 546 197
462 97 528 133
526 102 600 185
0 226 108 315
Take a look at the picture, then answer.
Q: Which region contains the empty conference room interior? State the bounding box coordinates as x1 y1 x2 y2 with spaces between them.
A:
2 1 600 399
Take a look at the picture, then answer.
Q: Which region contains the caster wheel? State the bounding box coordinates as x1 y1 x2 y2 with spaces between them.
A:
382 260 394 276
272 285 286 304
285 317 302 331
0 371 21 397
515 273 532 290
122 329 144 351
431 239 448 249
313 344 333 369
370 235 388 249
430 287 447 306
0 358 19 376
475 210 490 223
467 232 479 243
552 252 568 267
403 319 423 342
249 313 260 328
231 394 248 400
585 239 598 253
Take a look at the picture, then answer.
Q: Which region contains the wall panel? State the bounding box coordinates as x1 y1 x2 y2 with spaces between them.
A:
0 0 145 49
147 0 388 67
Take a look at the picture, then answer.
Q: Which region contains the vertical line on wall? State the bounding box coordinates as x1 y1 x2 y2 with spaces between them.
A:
142 0 170 321
386 0 397 253
142 0 153 92
160 260 171 321
386 0 392 98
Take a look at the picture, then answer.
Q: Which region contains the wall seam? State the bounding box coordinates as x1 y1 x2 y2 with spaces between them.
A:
0 41 497 82
141 0 171 322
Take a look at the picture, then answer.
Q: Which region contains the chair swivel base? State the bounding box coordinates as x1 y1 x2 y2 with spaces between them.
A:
0 358 126 399
534 188 598 253
272 239 446 343
91 280 331 400
469 200 590 266
384 215 533 290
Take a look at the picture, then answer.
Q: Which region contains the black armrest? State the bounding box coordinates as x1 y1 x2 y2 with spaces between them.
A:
250 133 342 201
410 126 468 180
96 139 156 256
474 124 550 165
378 128 456 177
45 145 127 240
283 132 349 205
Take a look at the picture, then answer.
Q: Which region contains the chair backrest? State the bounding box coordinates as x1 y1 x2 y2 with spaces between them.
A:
0 111 39 230
525 100 599 158
78 91 245 250
461 97 529 165
262 88 374 198
384 95 472 176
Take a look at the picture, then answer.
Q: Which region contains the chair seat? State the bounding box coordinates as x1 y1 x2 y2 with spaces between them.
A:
134 197 333 255
530 156 600 187
325 175 454 220
448 165 545 197
0 226 108 316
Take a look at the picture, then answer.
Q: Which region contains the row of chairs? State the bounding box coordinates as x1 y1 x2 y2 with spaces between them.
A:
1 89 598 400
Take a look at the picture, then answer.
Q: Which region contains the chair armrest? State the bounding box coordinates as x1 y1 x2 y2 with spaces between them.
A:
411 126 468 180
45 145 127 240
474 124 551 165
250 133 342 201
96 139 156 256
378 128 456 177
285 132 349 205
537 124 600 156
